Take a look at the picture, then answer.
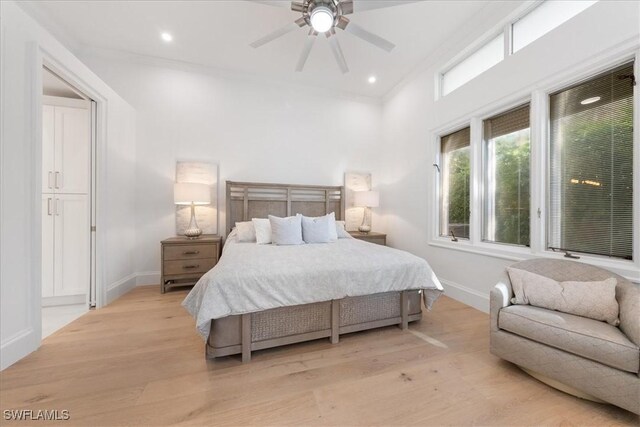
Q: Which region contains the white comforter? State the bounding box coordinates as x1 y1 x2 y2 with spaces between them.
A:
183 232 444 338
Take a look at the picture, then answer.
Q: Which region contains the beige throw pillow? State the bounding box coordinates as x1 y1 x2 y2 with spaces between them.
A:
507 267 619 326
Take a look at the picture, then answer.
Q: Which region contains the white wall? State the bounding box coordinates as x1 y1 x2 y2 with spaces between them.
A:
379 1 640 311
0 1 137 369
77 50 384 282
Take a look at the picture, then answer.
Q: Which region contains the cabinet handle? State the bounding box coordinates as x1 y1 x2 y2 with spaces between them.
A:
48 171 53 189
47 198 52 216
54 172 60 189
55 198 60 216
183 250 200 255
183 264 200 269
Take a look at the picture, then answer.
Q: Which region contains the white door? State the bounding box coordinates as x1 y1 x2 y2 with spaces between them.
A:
54 106 90 194
42 105 55 193
42 195 55 298
53 194 90 296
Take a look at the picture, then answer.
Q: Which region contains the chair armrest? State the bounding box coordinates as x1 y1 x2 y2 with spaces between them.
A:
490 281 512 332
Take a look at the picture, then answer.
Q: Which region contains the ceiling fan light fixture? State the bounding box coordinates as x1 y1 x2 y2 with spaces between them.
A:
310 6 334 33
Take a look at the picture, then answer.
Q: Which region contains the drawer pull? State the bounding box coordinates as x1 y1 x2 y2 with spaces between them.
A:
183 264 200 269
183 250 200 255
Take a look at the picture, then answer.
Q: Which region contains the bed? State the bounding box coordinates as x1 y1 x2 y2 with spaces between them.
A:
183 181 443 362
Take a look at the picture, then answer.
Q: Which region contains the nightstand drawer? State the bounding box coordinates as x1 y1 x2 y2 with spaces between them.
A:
163 258 216 276
163 244 217 261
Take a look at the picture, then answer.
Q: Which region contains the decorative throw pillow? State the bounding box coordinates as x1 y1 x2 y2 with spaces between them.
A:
326 212 338 241
335 220 351 238
252 218 272 245
301 215 331 243
235 221 256 242
268 215 304 245
507 267 620 325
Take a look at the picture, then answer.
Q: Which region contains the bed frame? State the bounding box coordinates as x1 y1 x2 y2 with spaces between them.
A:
206 181 422 362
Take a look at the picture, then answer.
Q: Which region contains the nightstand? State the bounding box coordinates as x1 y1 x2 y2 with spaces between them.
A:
348 231 387 246
161 235 221 293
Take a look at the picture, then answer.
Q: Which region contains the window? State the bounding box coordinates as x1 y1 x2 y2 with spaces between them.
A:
440 1 600 97
441 34 504 96
548 62 634 260
440 127 471 239
483 105 531 246
512 1 597 53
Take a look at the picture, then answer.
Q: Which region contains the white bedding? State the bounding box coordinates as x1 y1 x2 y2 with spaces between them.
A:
183 231 444 339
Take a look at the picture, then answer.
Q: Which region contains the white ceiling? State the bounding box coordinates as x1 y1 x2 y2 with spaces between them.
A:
22 1 521 98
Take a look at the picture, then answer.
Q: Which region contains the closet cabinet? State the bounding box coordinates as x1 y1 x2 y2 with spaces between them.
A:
42 103 90 194
42 97 91 300
42 195 90 297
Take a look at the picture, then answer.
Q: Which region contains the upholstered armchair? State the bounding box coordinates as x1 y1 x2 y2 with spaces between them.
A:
490 258 640 414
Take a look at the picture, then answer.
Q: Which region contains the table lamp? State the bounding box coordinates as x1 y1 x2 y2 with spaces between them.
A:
174 182 211 239
354 190 379 234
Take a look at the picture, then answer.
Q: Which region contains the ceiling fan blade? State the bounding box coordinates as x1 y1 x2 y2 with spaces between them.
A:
250 20 303 48
326 32 349 74
295 32 317 72
291 1 305 12
342 20 395 52
352 0 416 12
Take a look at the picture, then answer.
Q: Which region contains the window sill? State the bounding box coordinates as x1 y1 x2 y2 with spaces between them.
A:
428 238 640 283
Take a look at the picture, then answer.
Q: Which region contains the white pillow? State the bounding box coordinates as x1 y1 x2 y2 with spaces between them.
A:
252 218 272 244
269 215 304 245
301 215 331 243
235 221 256 242
335 220 351 238
326 212 338 241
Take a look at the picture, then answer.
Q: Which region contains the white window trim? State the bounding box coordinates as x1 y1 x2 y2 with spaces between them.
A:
429 48 640 283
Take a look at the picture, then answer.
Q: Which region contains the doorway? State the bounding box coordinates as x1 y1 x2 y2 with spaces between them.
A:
41 67 96 338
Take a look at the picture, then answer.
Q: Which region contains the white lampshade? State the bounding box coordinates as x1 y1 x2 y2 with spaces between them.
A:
174 182 211 205
354 190 379 208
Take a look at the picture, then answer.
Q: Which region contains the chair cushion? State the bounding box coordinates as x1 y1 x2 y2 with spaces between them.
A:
499 305 639 373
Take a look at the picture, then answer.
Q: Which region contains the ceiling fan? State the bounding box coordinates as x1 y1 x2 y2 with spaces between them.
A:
250 0 402 74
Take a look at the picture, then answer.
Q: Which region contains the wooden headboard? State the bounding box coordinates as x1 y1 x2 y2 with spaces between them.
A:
226 181 345 234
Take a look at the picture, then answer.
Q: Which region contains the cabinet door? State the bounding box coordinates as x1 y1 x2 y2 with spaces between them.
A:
54 106 90 194
42 105 55 193
42 195 55 298
53 194 89 296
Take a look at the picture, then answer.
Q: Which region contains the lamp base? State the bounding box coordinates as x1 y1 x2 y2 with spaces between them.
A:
184 202 202 239
358 225 371 234
184 228 202 239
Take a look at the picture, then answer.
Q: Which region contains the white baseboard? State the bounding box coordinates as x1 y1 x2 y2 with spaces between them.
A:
440 278 490 313
106 273 137 305
42 294 85 307
0 327 39 371
136 271 160 286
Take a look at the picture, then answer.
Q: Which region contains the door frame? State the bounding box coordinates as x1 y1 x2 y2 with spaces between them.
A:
31 44 109 343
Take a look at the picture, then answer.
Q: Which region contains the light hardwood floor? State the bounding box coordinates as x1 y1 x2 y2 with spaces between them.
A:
1 286 637 426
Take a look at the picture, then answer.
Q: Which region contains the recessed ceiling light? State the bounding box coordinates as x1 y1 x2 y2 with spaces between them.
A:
580 96 601 105
368 76 377 84
161 32 173 42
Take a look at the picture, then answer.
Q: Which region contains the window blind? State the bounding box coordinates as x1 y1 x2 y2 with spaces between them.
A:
441 126 471 153
441 127 471 239
548 62 634 260
483 105 531 246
